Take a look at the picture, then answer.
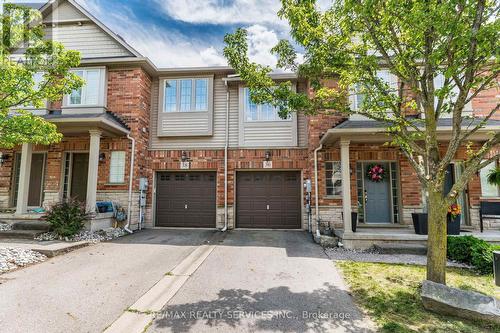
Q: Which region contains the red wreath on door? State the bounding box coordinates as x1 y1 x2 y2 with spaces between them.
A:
366 163 385 182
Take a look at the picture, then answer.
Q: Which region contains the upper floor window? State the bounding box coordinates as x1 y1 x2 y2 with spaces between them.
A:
24 72 46 109
433 73 472 114
325 161 342 196
480 160 500 197
243 87 289 122
67 68 105 106
163 78 209 112
351 70 398 111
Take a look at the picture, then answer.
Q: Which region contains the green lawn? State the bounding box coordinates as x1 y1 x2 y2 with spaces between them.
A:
337 261 500 333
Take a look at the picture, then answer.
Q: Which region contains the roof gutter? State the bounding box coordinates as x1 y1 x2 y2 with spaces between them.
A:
124 133 136 234
220 79 230 232
313 142 323 238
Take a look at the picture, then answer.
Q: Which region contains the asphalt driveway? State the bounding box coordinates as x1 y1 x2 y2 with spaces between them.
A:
0 229 217 333
149 230 373 333
0 229 373 333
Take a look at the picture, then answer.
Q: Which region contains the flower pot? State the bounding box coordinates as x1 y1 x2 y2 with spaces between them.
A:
412 213 428 235
447 214 461 235
351 212 358 233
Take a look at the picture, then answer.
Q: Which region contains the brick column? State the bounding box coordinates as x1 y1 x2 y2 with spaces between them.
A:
15 143 33 215
340 139 352 234
86 130 101 213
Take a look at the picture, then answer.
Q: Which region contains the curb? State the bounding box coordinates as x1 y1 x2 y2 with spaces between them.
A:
32 241 91 258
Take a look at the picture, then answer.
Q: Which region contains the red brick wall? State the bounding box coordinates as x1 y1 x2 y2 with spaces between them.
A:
472 83 500 119
148 148 309 208
107 68 152 191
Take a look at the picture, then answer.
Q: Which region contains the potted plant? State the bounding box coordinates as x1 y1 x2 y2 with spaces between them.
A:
446 203 461 235
487 165 500 187
412 212 428 235
351 211 358 232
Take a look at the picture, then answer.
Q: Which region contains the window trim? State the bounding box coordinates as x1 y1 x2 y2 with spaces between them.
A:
349 69 398 112
162 77 210 113
157 75 214 137
109 151 126 184
241 86 292 123
480 159 500 198
63 66 107 108
325 161 342 198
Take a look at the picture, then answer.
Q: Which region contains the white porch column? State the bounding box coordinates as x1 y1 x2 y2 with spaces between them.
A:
15 143 33 215
340 139 352 234
86 130 101 213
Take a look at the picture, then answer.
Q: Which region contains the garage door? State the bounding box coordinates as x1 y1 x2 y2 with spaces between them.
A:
156 172 216 227
236 171 302 229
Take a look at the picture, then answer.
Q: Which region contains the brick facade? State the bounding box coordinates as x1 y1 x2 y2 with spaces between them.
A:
147 148 309 229
0 67 497 233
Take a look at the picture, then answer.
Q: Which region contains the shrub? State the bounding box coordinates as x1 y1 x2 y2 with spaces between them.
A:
447 235 495 274
44 200 88 237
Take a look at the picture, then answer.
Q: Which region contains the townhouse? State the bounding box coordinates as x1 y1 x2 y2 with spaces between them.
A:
0 0 498 246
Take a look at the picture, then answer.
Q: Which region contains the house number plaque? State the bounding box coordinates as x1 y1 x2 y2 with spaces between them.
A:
263 161 273 169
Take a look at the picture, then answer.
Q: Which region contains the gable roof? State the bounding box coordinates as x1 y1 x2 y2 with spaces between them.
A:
39 0 142 58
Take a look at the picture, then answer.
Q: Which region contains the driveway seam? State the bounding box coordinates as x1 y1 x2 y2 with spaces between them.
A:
103 242 218 333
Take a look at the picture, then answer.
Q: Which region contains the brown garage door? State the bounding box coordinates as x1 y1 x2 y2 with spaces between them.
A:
236 171 302 229
156 172 216 228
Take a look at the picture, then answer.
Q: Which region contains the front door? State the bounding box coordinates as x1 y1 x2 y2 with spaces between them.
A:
70 153 89 203
364 162 392 223
13 153 46 207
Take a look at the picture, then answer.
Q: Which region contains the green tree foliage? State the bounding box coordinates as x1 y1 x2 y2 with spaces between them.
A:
224 0 499 284
0 3 83 148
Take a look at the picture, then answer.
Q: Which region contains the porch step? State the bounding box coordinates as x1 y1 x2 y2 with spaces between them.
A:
11 220 50 231
0 229 45 239
373 243 427 255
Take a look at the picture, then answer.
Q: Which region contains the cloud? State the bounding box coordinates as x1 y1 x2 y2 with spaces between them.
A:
246 24 279 67
153 0 285 27
76 0 297 68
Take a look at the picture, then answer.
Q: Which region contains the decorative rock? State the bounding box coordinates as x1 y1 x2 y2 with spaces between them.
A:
0 247 47 274
0 223 12 231
421 280 500 324
315 235 339 248
34 228 127 243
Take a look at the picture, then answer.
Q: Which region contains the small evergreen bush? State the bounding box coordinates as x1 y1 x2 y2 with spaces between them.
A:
44 200 88 237
447 235 495 274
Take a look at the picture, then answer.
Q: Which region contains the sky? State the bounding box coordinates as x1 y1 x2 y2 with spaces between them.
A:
77 0 306 68
7 0 330 68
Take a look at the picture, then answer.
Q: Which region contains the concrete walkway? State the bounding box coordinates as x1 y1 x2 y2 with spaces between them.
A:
148 230 374 333
0 229 217 333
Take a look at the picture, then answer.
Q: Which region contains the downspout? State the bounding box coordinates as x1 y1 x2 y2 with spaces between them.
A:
220 80 230 232
124 133 136 234
313 143 323 238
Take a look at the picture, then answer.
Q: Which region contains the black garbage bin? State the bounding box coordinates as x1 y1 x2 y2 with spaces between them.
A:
494 251 500 287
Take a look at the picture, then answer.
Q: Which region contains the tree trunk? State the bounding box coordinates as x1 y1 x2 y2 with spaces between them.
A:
426 188 449 284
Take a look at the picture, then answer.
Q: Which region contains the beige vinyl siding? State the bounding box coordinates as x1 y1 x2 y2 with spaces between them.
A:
45 23 133 59
150 75 308 150
297 113 308 147
44 0 87 21
157 76 214 136
150 74 239 149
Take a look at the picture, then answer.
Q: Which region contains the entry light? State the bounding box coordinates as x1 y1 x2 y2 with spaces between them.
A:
0 152 9 166
181 151 190 162
99 153 106 163
265 151 271 161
